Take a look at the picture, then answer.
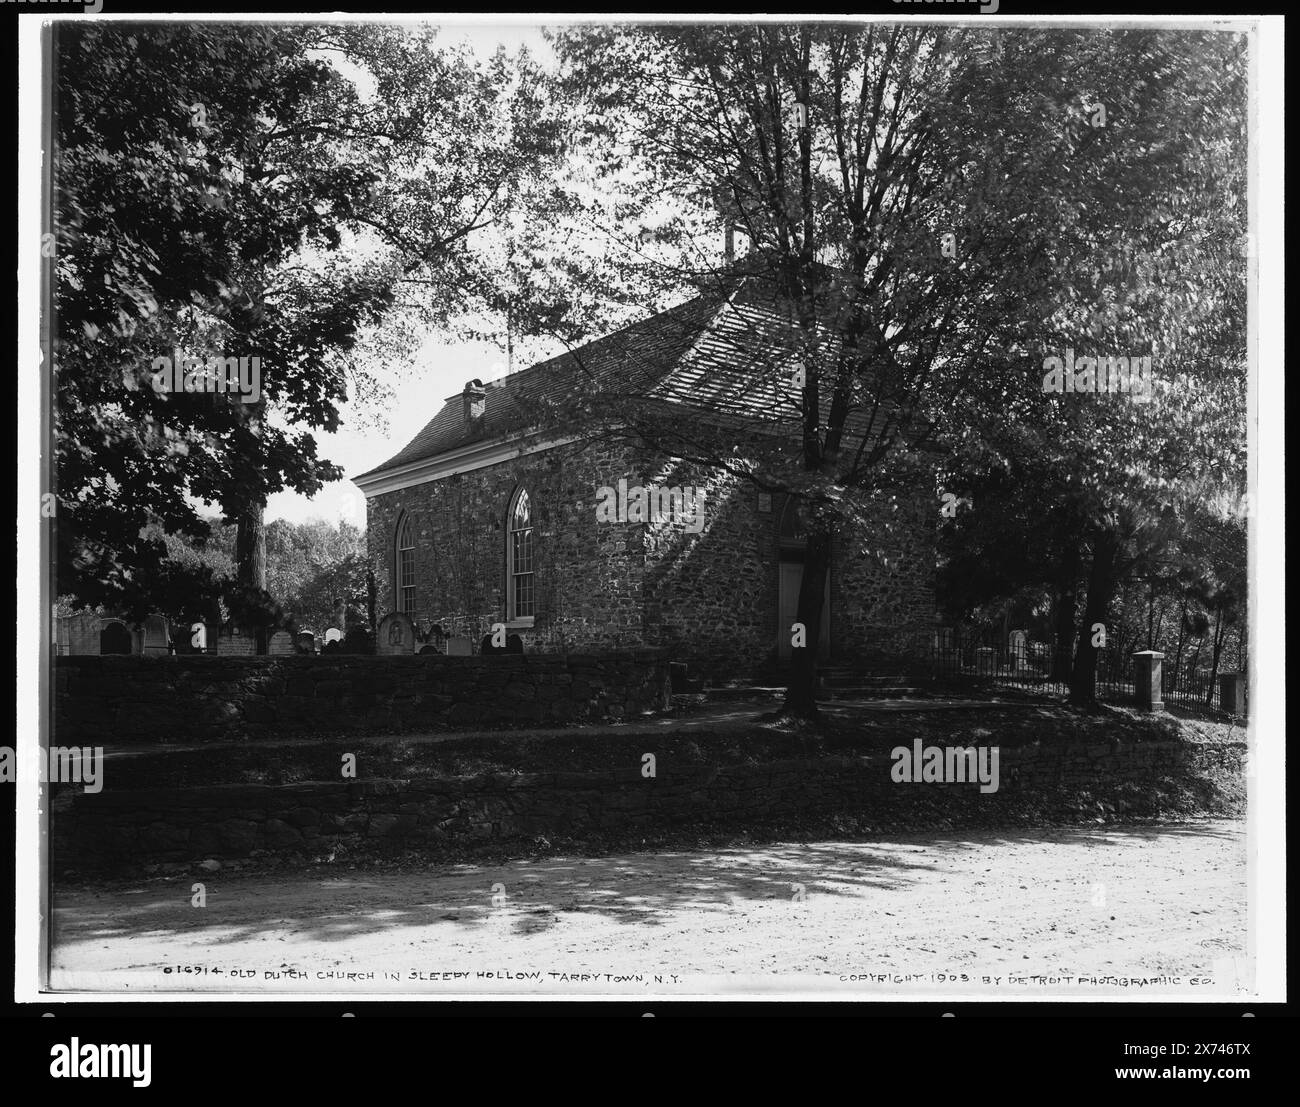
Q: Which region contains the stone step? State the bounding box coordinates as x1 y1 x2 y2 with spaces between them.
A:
821 675 909 688
824 686 923 699
699 685 785 701
694 683 922 703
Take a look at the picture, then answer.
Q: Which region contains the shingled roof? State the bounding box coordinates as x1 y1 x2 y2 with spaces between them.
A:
355 266 876 481
357 284 743 479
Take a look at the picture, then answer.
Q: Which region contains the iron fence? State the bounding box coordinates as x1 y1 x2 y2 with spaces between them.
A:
918 630 1233 714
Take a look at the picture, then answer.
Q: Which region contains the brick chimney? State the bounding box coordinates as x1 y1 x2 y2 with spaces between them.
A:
462 378 486 422
724 223 735 265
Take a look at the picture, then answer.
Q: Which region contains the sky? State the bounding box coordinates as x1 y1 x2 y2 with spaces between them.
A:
265 23 557 530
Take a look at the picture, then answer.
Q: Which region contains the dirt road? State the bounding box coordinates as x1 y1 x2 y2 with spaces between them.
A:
49 820 1248 999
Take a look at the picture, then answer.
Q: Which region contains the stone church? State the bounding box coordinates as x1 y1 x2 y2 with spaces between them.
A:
354 269 938 678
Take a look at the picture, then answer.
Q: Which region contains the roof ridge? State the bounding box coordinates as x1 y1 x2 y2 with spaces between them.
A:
507 283 730 387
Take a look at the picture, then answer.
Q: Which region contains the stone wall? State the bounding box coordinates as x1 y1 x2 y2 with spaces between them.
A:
54 652 672 743
366 439 650 653
50 737 1245 868
365 440 937 678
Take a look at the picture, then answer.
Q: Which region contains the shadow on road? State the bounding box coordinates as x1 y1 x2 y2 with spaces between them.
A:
51 821 1243 949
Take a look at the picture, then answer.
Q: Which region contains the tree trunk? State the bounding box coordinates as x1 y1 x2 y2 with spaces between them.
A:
1051 545 1082 681
1170 598 1188 685
1188 634 1204 684
1068 529 1119 706
235 502 268 653
1146 581 1157 649
1206 609 1227 708
781 527 832 720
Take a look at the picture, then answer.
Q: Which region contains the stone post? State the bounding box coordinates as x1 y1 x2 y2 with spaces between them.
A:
1219 672 1248 716
1132 650 1165 712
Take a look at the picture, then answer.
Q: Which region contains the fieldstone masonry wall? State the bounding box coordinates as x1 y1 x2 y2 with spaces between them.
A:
55 653 672 743
51 737 1245 868
365 439 936 677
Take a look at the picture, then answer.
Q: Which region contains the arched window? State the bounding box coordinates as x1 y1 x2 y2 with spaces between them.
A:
507 487 535 621
395 514 416 615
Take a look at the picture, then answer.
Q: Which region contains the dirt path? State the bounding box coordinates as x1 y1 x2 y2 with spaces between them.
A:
50 820 1248 999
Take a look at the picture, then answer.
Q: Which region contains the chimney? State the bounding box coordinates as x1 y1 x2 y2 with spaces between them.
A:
462 379 486 423
724 223 735 265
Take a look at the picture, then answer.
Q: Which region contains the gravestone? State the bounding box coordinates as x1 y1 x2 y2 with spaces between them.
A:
324 627 342 645
974 646 996 676
62 613 102 655
445 636 472 656
1133 651 1165 712
267 630 295 656
376 612 416 656
99 621 133 655
140 614 171 655
216 630 257 656
1219 672 1247 716
1008 629 1029 670
480 632 525 655
295 631 317 655
342 627 375 655
418 643 443 655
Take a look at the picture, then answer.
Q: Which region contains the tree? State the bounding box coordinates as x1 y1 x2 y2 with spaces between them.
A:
541 24 1246 717
53 25 560 640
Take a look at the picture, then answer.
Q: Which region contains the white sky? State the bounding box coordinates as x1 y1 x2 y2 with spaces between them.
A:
268 23 555 529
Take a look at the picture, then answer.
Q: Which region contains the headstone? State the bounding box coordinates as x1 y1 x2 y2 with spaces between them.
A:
140 614 171 655
1008 630 1029 670
99 620 133 655
343 627 374 655
376 612 416 656
1132 650 1165 712
62 613 102 655
1218 672 1247 716
974 646 996 676
321 639 342 656
296 631 317 655
267 630 295 656
216 630 257 656
445 636 472 656
324 627 342 645
418 643 443 655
